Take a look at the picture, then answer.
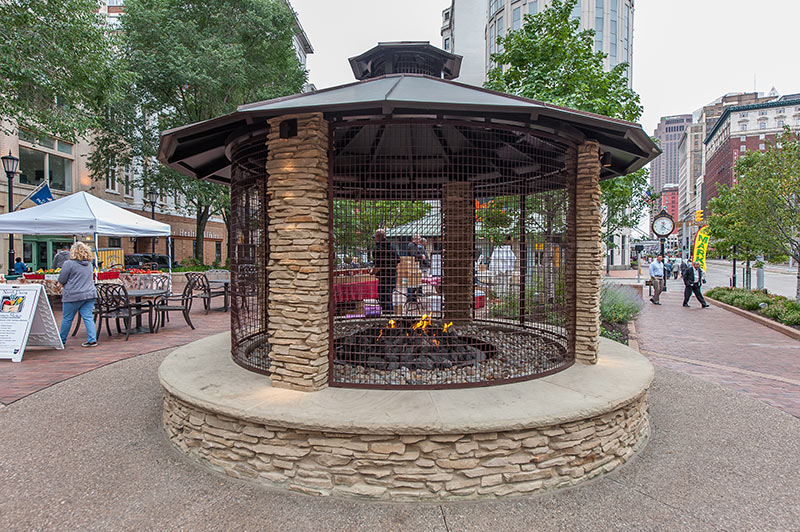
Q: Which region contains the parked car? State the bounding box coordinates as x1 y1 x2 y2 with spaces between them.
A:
124 253 179 269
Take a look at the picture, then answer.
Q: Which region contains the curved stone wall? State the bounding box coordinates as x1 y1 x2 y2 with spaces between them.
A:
162 390 649 500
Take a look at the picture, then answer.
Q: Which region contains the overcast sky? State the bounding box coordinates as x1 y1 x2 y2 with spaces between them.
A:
292 0 800 135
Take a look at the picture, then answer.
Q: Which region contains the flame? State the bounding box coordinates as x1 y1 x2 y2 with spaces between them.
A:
442 321 453 333
388 319 396 328
376 329 383 341
433 339 440 346
412 314 432 332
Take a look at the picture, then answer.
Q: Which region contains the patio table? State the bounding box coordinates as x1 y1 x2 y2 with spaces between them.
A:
125 288 167 334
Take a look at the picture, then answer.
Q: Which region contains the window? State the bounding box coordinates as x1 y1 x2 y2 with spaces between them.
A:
573 0 582 20
18 146 72 192
107 0 125 5
108 237 121 248
622 1 629 63
741 124 747 131
489 0 503 15
610 0 618 65
759 122 767 130
513 7 521 30
740 112 748 118
740 136 746 141
530 0 538 15
759 143 765 150
444 10 450 21
489 24 495 55
595 0 604 53
105 160 118 192
123 165 133 196
759 134 765 140
497 16 504 51
758 110 768 116
57 140 72 154
215 241 222 262
444 37 450 51
777 119 785 127
740 146 746 152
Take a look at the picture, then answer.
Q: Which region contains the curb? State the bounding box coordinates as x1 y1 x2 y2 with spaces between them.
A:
706 297 800 342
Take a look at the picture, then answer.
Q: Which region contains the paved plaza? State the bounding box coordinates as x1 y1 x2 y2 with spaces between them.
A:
1 282 798 530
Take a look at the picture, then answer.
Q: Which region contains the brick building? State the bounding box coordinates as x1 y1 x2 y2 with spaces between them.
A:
703 95 800 205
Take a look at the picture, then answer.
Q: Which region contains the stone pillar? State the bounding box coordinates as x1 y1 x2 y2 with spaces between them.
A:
442 181 474 323
574 141 602 364
265 113 330 391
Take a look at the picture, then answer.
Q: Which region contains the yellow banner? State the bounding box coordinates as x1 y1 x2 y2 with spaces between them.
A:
692 225 710 271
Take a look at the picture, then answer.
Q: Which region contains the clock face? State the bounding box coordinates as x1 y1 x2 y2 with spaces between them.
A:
653 216 674 236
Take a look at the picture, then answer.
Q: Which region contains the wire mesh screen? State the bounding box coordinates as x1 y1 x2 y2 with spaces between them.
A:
230 137 270 374
329 119 574 388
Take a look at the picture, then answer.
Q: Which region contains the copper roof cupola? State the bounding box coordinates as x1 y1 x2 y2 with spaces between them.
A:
348 41 463 80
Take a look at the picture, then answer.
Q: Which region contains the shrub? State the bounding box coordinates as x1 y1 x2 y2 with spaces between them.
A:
600 284 644 324
706 287 800 327
600 325 624 343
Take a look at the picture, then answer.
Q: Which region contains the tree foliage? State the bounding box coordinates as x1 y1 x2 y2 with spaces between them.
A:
91 0 306 261
0 0 128 139
708 128 800 301
485 0 651 249
333 200 432 251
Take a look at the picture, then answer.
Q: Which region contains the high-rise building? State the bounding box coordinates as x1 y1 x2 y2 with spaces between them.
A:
650 114 692 195
443 0 634 87
659 184 679 234
704 94 800 205
676 123 703 254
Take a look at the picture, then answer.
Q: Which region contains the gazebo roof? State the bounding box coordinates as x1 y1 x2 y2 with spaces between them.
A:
158 73 660 185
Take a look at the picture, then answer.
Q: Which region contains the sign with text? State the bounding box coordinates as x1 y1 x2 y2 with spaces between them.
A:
692 225 710 271
0 284 63 362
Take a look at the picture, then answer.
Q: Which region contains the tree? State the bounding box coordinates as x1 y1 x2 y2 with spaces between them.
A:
333 200 431 252
91 0 306 262
0 0 128 139
485 0 651 262
708 128 800 301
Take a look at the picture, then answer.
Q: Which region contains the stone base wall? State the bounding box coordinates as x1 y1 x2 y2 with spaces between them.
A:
162 391 649 500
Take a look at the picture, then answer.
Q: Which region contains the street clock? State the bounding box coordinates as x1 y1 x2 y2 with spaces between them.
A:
651 212 675 238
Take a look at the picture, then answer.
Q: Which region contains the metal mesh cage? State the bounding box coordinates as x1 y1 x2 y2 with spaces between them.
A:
230 136 270 374
329 119 575 388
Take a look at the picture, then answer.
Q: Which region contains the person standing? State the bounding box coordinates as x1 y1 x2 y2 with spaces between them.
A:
52 245 71 269
372 229 399 313
649 254 665 305
58 242 98 347
682 261 709 308
13 257 28 275
663 259 673 292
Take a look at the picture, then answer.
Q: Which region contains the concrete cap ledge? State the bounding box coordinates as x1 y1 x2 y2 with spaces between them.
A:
159 333 654 434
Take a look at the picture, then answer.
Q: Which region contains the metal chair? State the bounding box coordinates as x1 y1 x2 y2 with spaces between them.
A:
154 281 195 331
96 283 154 340
185 272 226 314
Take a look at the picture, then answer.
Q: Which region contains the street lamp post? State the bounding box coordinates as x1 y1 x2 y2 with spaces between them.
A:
2 151 20 275
146 189 159 254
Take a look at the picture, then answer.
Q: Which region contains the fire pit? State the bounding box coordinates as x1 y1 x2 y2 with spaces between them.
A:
157 42 659 500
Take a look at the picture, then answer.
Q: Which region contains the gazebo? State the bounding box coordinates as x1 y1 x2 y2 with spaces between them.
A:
157 42 658 500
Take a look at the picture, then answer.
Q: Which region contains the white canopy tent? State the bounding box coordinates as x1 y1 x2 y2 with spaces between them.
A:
0 191 173 275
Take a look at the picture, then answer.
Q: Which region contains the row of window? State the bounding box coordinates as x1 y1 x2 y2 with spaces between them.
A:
739 106 800 118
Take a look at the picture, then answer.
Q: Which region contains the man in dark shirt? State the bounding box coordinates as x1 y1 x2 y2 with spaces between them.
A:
682 261 709 308
372 229 399 313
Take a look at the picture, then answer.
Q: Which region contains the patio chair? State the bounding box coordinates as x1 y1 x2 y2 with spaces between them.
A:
96 283 154 341
184 272 226 314
153 280 195 331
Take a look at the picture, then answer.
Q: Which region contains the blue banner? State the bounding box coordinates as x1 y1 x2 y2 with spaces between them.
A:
30 183 54 205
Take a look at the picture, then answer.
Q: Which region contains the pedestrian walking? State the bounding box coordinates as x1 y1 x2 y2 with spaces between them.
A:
13 257 28 275
371 229 399 313
649 254 665 305
57 242 98 347
682 261 709 308
663 260 673 292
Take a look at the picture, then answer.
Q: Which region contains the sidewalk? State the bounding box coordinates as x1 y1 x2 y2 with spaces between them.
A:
635 288 800 418
0 304 230 405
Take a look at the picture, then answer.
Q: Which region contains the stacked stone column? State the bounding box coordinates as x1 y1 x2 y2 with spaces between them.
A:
574 141 603 364
265 113 330 391
442 181 474 323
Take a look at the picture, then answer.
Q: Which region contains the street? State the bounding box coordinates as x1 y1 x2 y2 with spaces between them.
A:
704 260 799 299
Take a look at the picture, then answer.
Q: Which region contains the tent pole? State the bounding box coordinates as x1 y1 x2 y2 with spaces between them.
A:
167 235 173 295
93 233 100 281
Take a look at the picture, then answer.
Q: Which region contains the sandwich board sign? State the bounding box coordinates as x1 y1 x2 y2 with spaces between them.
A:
0 284 63 362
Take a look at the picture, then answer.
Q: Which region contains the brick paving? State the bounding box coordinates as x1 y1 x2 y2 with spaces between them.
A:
635 288 800 418
0 302 230 405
